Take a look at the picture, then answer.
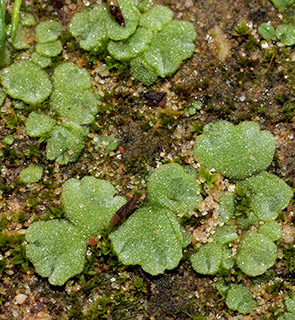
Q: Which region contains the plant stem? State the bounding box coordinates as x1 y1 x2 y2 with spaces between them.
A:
0 0 5 46
11 0 22 38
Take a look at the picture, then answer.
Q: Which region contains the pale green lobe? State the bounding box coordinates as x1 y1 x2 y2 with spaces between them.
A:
50 90 98 125
219 192 235 223
26 175 126 285
26 220 87 286
137 0 154 13
9 24 32 50
35 20 62 43
36 40 63 57
212 225 238 245
236 211 258 230
190 242 222 275
69 5 109 52
190 225 237 275
0 87 6 106
258 22 275 41
238 171 293 221
107 0 140 41
216 278 230 299
276 24 295 46
277 313 295 320
46 122 88 165
235 231 277 277
50 63 98 125
194 121 276 180
221 247 235 271
53 62 92 92
258 221 282 242
0 60 52 105
270 0 295 12
110 205 184 275
25 111 55 137
21 12 36 27
180 225 192 248
225 284 257 314
31 52 51 68
130 56 158 85
2 135 14 145
19 164 43 183
62 176 126 239
69 1 140 50
139 5 173 32
13 100 27 110
107 27 153 61
0 45 11 68
93 135 119 153
285 295 295 313
143 21 196 78
147 163 202 214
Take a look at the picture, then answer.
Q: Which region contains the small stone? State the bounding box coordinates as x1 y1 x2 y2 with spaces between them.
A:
281 225 295 244
14 294 27 305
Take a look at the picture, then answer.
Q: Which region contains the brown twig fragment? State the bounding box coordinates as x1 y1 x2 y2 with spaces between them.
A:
110 195 141 225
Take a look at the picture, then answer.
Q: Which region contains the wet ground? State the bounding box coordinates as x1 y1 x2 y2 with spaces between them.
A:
0 0 295 319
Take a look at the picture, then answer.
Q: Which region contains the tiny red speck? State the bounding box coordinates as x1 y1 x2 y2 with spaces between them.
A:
118 146 125 154
88 237 97 246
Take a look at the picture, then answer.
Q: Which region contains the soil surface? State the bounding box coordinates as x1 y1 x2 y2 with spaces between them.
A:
1 0 295 319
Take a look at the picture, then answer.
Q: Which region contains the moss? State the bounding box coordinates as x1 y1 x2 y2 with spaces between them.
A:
31 52 51 68
0 231 28 274
19 164 43 184
225 284 257 314
283 245 295 273
235 231 277 277
0 60 52 105
35 20 62 43
194 121 276 180
36 40 63 57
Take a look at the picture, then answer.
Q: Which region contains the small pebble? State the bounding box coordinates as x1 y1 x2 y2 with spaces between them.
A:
14 293 27 305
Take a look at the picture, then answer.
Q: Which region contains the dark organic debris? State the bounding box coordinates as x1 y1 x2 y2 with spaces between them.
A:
143 91 167 106
49 0 64 9
107 0 125 27
110 195 141 225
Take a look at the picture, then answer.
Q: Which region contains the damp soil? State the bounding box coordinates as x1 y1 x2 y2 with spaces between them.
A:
1 0 295 319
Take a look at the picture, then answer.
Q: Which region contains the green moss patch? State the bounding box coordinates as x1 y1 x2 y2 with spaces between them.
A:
235 231 277 277
50 62 99 125
19 164 43 183
237 171 293 221
69 1 196 85
25 111 55 137
225 284 257 314
26 176 126 285
141 21 196 78
46 122 88 165
35 20 62 43
0 60 52 105
194 121 276 180
110 163 202 275
36 40 63 57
